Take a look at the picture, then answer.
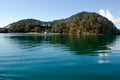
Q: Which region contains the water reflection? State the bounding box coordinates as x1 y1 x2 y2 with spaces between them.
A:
6 34 116 55
50 35 116 55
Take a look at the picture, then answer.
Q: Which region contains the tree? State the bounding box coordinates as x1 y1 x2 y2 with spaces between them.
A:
24 24 30 32
34 27 41 33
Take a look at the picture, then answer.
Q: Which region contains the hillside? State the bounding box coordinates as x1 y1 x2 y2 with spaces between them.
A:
51 12 120 35
5 19 51 33
2 12 120 34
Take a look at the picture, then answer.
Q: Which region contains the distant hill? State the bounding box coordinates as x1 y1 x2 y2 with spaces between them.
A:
51 12 120 35
2 12 120 35
5 19 51 33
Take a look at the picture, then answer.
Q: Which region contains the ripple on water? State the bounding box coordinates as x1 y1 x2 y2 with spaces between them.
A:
0 34 120 80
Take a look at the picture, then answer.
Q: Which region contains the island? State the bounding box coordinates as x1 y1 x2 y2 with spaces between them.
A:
1 11 120 35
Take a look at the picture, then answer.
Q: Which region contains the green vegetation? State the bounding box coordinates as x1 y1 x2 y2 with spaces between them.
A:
0 28 7 33
1 12 120 34
5 19 51 33
51 12 120 35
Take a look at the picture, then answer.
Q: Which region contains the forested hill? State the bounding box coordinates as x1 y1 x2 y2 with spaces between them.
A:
1 12 120 35
52 12 120 35
5 19 51 33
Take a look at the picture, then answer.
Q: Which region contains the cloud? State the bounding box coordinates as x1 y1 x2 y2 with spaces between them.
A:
99 9 120 24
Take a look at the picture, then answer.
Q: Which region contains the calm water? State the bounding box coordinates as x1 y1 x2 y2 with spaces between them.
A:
0 34 120 80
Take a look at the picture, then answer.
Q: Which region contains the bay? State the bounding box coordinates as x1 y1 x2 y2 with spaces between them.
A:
0 34 120 80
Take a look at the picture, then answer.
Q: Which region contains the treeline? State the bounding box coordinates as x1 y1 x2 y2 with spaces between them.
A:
0 28 7 33
1 12 120 35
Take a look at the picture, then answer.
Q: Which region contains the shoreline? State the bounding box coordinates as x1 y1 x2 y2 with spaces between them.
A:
0 32 119 35
0 32 60 35
0 32 106 36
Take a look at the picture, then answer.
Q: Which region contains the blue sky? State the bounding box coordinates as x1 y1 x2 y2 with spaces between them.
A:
0 0 120 28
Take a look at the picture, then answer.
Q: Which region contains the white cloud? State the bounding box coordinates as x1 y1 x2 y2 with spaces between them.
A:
99 9 120 24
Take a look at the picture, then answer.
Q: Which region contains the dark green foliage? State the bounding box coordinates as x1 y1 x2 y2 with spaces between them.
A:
51 12 120 35
6 19 43 33
0 28 7 33
3 12 120 35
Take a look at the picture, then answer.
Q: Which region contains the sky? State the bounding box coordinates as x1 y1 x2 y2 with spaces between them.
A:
0 0 120 28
